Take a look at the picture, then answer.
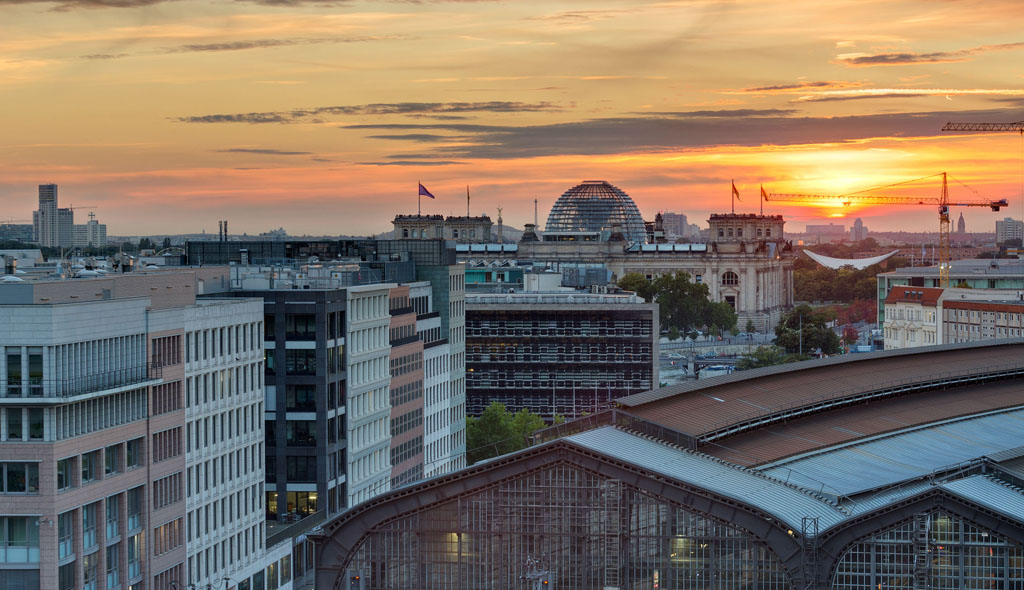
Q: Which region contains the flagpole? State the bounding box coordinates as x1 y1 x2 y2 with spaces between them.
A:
418 180 421 215
731 179 735 214
760 184 764 215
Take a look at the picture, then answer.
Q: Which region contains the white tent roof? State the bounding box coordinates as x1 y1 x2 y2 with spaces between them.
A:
804 249 900 270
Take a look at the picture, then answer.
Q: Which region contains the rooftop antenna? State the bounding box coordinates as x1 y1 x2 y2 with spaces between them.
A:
497 207 503 243
534 198 538 226
467 185 471 217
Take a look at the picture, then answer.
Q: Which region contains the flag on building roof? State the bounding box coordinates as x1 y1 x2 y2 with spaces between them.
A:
418 183 435 199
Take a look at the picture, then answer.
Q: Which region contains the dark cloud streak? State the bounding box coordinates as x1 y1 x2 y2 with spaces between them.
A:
176 102 564 124
215 148 312 155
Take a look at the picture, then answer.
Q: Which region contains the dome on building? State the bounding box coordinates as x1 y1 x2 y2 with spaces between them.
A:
545 180 647 243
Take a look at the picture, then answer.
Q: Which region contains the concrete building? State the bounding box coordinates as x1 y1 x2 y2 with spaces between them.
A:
0 269 291 590
514 212 794 330
849 217 867 242
72 215 107 249
943 298 1024 343
876 259 1024 325
882 286 1024 349
313 340 1024 590
31 184 74 249
804 222 846 238
997 216 1024 244
391 215 493 243
465 291 658 420
0 224 34 243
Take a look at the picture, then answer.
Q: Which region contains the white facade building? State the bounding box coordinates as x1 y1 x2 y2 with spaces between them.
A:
997 217 1024 244
182 298 287 589
344 284 395 506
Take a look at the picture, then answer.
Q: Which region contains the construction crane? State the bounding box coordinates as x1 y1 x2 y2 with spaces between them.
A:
67 204 99 213
766 172 1008 287
942 121 1024 134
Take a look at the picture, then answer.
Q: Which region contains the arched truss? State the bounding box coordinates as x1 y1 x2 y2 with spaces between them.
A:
314 441 804 589
818 488 1024 588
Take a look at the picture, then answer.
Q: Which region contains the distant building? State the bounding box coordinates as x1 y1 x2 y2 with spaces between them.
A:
0 224 33 243
31 184 74 248
877 259 1024 325
391 214 493 243
465 291 658 420
850 217 868 242
660 211 689 237
996 217 1024 244
72 213 107 249
805 222 846 236
944 298 1024 343
546 180 647 243
957 212 966 234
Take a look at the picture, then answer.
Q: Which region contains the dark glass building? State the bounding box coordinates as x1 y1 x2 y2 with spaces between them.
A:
465 292 658 420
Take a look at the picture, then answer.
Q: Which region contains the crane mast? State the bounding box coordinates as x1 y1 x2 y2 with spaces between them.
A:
765 172 1008 287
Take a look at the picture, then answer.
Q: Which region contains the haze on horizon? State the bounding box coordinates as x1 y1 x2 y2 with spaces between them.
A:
2 0 1023 236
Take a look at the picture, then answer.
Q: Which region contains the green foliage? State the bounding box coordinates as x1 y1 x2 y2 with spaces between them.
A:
617 272 656 302
745 319 756 334
466 402 548 464
774 304 841 356
736 346 807 370
138 237 156 250
795 264 878 303
667 326 681 341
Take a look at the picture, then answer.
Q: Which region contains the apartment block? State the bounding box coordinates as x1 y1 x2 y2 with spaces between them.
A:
943 299 1024 343
465 292 659 420
0 269 290 590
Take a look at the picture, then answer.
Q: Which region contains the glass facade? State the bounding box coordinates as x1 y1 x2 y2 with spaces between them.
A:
346 464 791 589
545 180 647 243
833 510 1024 588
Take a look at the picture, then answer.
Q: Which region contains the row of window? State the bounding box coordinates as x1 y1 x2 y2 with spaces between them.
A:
187 482 263 544
186 322 261 364
185 364 261 409
58 439 143 492
390 379 423 407
391 408 423 436
186 402 262 453
186 443 263 497
1 407 43 442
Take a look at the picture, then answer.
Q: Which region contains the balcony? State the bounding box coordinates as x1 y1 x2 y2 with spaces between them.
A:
1 364 162 399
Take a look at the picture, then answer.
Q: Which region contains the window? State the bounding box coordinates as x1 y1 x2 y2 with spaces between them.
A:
126 438 142 469
83 551 98 590
82 450 101 484
1 462 38 494
285 350 316 375
127 487 143 532
265 350 276 375
105 444 120 476
0 516 40 563
286 314 316 339
285 456 317 482
106 495 120 539
285 491 318 516
106 541 120 588
82 502 99 550
285 385 316 411
722 271 739 286
28 408 43 440
286 421 317 447
57 457 73 491
59 563 75 590
127 534 143 579
58 511 74 559
6 408 22 440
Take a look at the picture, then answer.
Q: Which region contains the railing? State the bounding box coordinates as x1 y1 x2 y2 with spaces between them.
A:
1 364 162 399
697 362 1024 443
390 335 420 347
390 306 415 317
416 311 440 320
531 408 697 451
267 509 326 548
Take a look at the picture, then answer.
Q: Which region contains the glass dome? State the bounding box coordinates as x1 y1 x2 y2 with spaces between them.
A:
545 180 647 243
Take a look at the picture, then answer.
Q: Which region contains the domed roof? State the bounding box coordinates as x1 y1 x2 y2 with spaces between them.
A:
545 180 646 243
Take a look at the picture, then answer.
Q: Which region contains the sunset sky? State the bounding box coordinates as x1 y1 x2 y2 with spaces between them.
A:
2 0 1024 236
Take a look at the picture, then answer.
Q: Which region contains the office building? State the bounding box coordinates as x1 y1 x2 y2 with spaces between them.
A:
31 184 74 249
849 217 867 242
0 224 34 243
943 298 1024 343
72 215 107 249
313 340 1024 589
0 269 290 590
883 286 1024 349
997 217 1024 244
465 291 658 420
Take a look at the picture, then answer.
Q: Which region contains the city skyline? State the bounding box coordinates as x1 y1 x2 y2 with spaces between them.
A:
2 0 1024 234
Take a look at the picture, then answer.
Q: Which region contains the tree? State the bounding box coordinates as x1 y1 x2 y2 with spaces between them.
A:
667 326 681 341
617 273 656 302
706 300 737 334
745 319 756 334
466 402 548 464
138 238 155 250
736 346 806 370
774 304 841 356
652 271 712 332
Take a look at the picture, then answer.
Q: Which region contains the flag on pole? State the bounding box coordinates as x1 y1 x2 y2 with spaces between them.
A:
732 180 741 202
418 183 436 199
